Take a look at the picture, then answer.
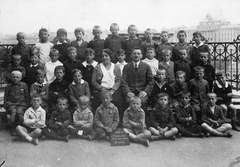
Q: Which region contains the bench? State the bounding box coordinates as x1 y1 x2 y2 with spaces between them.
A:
0 96 7 130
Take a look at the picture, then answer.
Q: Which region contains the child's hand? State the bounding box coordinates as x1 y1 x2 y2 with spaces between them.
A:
127 92 135 98
105 127 112 133
139 91 147 98
40 92 46 95
55 122 62 126
54 92 58 95
188 117 192 121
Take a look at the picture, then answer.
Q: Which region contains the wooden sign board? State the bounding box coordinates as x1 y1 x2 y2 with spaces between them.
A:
111 129 130 146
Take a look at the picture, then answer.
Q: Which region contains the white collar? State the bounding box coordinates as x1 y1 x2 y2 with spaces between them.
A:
193 41 204 48
116 61 127 65
144 58 156 62
57 40 67 45
216 80 228 88
72 79 84 85
34 80 47 86
132 61 140 67
82 61 98 67
30 63 39 67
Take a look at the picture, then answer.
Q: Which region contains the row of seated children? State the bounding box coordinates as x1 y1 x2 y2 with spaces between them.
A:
11 89 233 147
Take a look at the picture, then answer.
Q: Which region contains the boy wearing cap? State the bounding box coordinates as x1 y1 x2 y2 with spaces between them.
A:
53 28 71 63
214 71 240 131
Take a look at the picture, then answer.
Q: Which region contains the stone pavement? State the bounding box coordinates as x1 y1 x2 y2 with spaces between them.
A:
1 129 240 167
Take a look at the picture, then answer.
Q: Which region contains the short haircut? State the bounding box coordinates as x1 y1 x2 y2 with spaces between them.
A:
193 31 202 37
102 49 113 60
54 65 65 73
178 49 187 53
146 47 156 52
199 51 209 56
144 28 153 34
39 28 48 35
156 68 166 74
50 48 60 56
215 71 225 78
180 91 191 98
79 95 90 103
157 93 169 100
57 28 67 36
85 48 95 55
175 70 186 79
30 54 40 58
16 32 26 38
116 49 125 55
57 97 68 104
130 96 141 104
93 25 101 32
31 93 42 100
101 90 112 99
177 30 187 36
72 69 82 77
131 46 142 54
162 49 172 55
160 31 168 36
194 66 204 72
74 27 85 35
11 70 22 77
110 23 119 30
207 92 217 98
67 47 77 53
128 25 137 31
12 54 21 59
36 69 46 76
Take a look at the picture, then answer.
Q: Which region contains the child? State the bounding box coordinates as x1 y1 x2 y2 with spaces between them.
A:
30 69 49 114
42 97 71 142
172 30 192 61
49 66 69 112
5 54 26 83
142 47 159 76
68 96 93 140
123 25 142 62
63 47 84 84
53 28 71 63
4 71 29 136
44 48 63 83
87 25 105 63
123 96 151 147
149 93 178 141
34 28 54 64
214 71 240 131
104 23 124 63
116 49 127 75
188 66 209 121
191 31 210 66
175 91 204 138
11 32 32 68
199 51 215 91
149 68 171 108
201 93 232 137
140 28 159 59
159 49 175 84
174 49 193 82
24 53 44 89
156 31 173 62
82 48 98 95
69 69 91 110
170 71 188 108
93 90 119 140
71 27 88 62
13 94 46 145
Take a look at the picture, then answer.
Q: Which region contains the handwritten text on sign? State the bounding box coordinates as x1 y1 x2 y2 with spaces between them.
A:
111 129 130 146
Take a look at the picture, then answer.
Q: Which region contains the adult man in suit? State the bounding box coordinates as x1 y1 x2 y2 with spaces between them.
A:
121 47 154 124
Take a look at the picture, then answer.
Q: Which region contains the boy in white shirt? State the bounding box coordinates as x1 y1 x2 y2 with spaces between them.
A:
116 49 127 75
142 47 159 76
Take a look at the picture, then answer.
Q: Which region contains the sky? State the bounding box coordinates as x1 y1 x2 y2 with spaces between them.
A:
0 0 240 35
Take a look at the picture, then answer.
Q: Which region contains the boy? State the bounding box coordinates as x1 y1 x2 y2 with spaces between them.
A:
68 96 93 140
159 49 175 84
170 71 188 108
122 25 142 62
53 28 71 63
71 27 88 62
30 69 49 114
44 48 63 83
5 54 26 83
188 66 209 121
34 28 54 64
199 51 215 91
149 93 178 141
214 71 240 131
82 48 98 95
140 28 159 59
123 96 151 147
11 32 32 68
13 94 46 145
175 91 204 138
174 49 193 82
4 70 29 136
87 25 105 63
24 53 44 89
191 31 210 66
201 93 232 137
94 90 119 140
116 49 127 75
104 23 124 63
49 66 69 112
156 31 173 62
63 47 84 83
142 47 159 76
172 30 192 61
149 68 171 108
42 97 71 142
